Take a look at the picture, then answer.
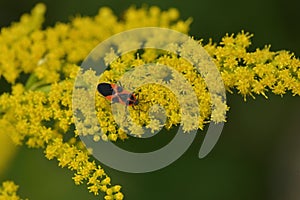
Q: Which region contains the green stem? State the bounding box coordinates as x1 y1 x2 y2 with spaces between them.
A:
25 74 51 92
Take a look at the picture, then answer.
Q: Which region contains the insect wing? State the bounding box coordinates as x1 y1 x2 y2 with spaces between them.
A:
97 83 114 97
111 84 123 93
118 93 131 105
97 83 138 106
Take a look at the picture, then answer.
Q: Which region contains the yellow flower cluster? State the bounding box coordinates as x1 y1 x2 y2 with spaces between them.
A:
0 3 299 200
0 181 25 200
0 3 192 199
45 138 123 199
204 32 300 99
0 82 122 199
93 51 221 136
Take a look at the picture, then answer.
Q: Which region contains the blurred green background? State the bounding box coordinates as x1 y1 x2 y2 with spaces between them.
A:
0 0 299 200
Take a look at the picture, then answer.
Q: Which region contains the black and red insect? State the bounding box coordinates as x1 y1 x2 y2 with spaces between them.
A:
97 83 139 106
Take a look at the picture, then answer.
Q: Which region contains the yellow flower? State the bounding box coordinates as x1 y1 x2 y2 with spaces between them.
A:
0 181 25 200
0 3 299 200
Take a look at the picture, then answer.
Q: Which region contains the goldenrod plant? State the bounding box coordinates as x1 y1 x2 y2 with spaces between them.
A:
0 3 299 200
0 181 25 200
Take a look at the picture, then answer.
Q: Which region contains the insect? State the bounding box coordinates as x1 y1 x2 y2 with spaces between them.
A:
97 83 139 106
